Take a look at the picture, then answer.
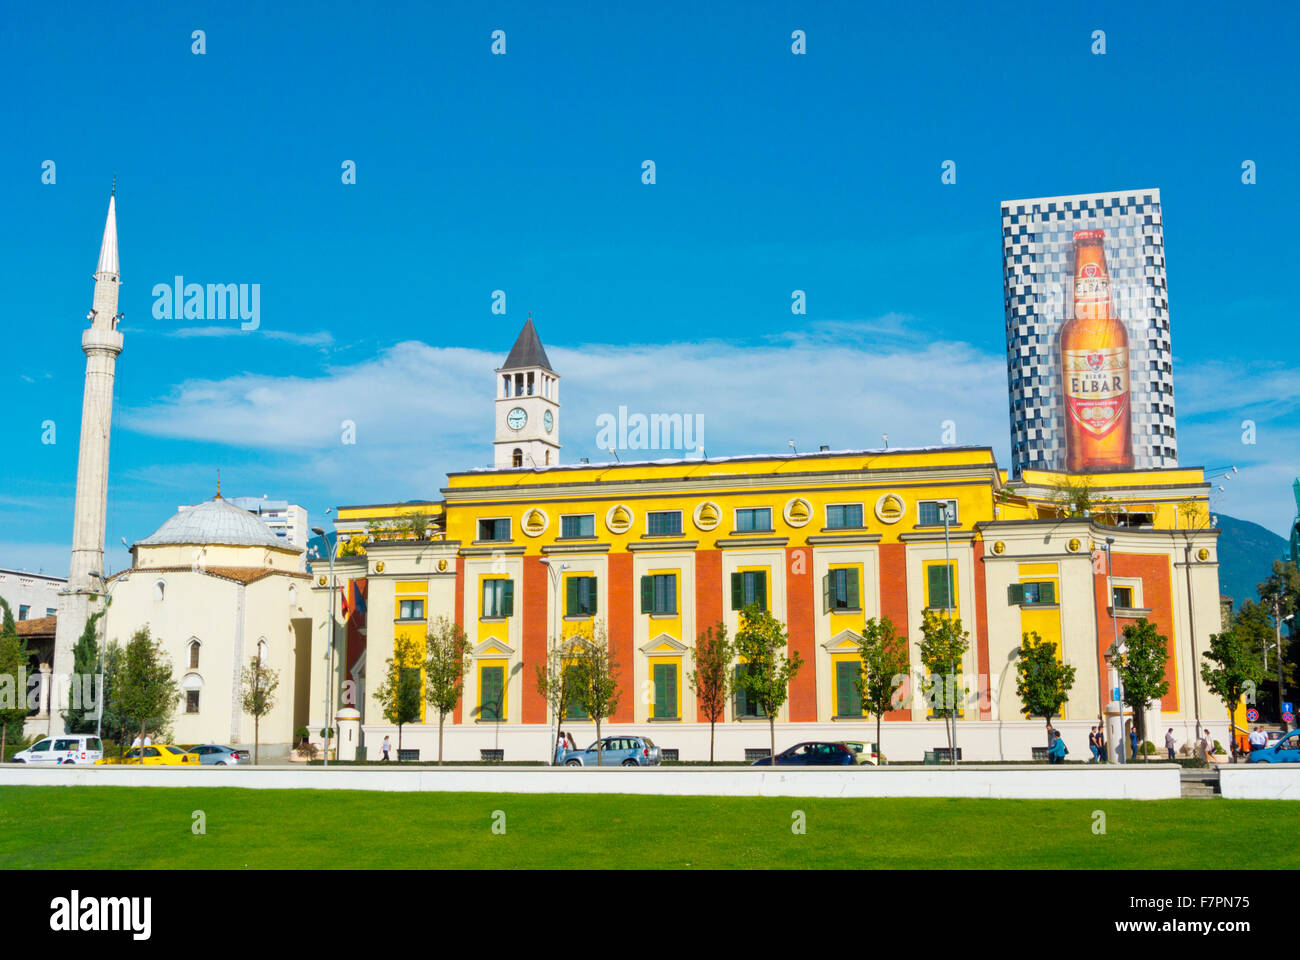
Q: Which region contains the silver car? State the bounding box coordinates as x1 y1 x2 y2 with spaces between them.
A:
186 744 248 765
563 736 661 766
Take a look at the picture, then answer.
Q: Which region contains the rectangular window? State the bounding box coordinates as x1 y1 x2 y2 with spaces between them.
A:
826 504 864 529
926 563 955 609
733 664 765 718
560 514 595 538
398 599 425 620
186 690 200 714
652 662 678 719
479 666 505 721
18 605 28 621
45 608 57 618
646 511 682 536
566 576 598 616
835 660 863 717
1112 585 1134 608
730 570 768 611
481 579 514 618
823 568 860 612
640 574 678 615
563 665 588 719
918 500 958 526
735 507 772 532
477 518 511 541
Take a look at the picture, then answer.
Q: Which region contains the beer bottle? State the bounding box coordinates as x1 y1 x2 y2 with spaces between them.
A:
1060 229 1132 471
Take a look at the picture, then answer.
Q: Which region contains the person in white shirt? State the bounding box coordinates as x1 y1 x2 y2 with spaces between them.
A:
1249 726 1267 754
143 734 153 746
131 735 142 748
1164 728 1177 760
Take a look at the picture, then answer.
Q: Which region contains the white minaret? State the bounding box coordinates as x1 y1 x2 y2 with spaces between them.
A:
494 315 560 468
51 190 123 731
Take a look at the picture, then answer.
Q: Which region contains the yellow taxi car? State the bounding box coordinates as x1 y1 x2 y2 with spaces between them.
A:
94 745 202 766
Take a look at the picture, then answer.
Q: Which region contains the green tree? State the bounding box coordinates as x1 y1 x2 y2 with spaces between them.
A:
1015 631 1077 748
240 649 280 765
0 603 31 760
568 621 621 766
734 605 803 767
1201 625 1265 764
374 635 423 756
424 616 471 765
1048 476 1119 523
535 641 573 764
1111 619 1170 762
1258 559 1300 713
61 611 105 734
98 640 127 755
854 616 910 766
918 609 970 764
686 622 733 763
114 627 180 748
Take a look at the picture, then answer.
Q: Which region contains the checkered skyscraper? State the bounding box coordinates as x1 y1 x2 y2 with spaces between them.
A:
1001 189 1177 477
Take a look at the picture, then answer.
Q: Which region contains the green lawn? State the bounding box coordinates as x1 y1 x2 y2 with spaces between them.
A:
0 786 1293 869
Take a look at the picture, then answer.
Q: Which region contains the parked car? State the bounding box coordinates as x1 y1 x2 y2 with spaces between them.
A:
12 735 103 765
563 736 661 766
185 745 249 766
1246 730 1300 763
95 745 201 766
751 741 855 766
841 741 880 765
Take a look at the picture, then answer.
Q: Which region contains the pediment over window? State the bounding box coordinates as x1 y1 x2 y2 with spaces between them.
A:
822 629 863 652
473 637 515 658
639 633 689 655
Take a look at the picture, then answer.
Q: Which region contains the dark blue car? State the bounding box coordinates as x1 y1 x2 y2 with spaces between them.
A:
751 741 855 766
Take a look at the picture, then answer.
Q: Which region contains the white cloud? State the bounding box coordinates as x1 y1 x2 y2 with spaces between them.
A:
166 327 335 347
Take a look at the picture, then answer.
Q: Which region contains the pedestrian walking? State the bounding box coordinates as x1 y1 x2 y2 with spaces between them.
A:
1088 726 1100 762
1249 726 1267 754
131 734 142 748
1128 725 1139 762
1096 728 1108 762
1164 728 1176 760
555 730 568 765
1202 729 1217 763
143 733 153 747
1050 731 1068 764
381 735 391 762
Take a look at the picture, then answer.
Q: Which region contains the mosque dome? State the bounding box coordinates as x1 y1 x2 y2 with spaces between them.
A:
136 496 299 551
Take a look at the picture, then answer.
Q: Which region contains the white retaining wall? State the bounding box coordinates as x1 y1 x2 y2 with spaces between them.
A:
0 764 1181 799
1218 766 1300 800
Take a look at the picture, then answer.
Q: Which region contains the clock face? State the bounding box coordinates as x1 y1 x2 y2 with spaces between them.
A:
543 410 553 433
507 407 527 431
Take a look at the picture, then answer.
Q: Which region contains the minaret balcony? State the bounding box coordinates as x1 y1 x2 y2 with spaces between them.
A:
82 327 124 355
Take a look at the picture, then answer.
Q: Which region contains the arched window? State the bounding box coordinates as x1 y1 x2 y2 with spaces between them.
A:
154 579 166 602
256 638 269 663
288 584 298 607
545 450 550 465
512 448 523 468
188 639 201 670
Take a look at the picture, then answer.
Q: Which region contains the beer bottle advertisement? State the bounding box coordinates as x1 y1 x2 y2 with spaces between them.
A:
1060 229 1133 471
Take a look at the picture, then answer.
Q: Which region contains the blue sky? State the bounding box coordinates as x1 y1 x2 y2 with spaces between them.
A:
2 0 1297 576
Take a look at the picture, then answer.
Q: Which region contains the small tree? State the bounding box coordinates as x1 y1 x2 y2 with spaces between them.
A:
62 611 105 734
240 649 280 765
1201 626 1265 764
918 610 970 764
0 604 31 760
569 621 621 766
1111 619 1170 762
855 616 910 765
115 627 179 748
687 622 733 763
375 636 423 757
1016 631 1077 749
733 605 803 766
425 617 471 764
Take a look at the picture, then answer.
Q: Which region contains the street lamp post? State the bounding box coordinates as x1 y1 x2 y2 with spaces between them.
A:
939 501 957 765
540 557 569 765
87 570 128 740
312 520 339 767
1104 537 1125 764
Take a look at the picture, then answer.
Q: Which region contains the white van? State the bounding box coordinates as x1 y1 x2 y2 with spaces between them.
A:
13 735 104 765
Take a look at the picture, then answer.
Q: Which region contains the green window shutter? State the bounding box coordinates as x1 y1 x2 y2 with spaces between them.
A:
847 569 860 609
566 577 579 616
587 577 598 615
733 665 747 716
666 575 678 614
481 667 503 720
642 576 653 613
653 664 666 717
928 565 948 608
1008 583 1025 605
731 573 743 610
1040 581 1055 604
665 664 677 717
755 571 767 611
502 579 514 617
822 573 831 614
835 661 850 716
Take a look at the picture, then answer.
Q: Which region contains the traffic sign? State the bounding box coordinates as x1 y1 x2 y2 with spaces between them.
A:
1246 708 1259 722
1284 702 1294 715
1285 712 1295 724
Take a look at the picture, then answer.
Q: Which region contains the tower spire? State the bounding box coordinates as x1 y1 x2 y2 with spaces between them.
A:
95 191 118 278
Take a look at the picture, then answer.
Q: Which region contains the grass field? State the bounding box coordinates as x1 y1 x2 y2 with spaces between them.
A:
1 786 1294 869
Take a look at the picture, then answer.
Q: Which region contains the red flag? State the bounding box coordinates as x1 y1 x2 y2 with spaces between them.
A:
339 583 350 622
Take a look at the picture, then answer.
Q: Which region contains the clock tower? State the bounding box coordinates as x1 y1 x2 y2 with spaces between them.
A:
494 315 560 468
